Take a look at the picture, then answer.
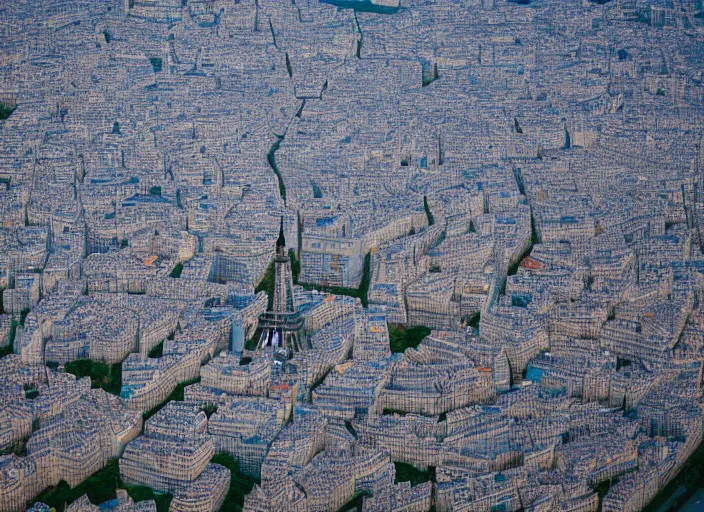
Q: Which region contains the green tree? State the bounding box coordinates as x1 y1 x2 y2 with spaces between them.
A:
394 462 436 486
63 359 122 396
389 324 432 354
169 262 183 278
0 103 15 120
210 452 258 512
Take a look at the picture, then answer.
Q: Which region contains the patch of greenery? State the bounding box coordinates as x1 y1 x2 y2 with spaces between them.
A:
289 249 301 282
148 341 164 358
505 214 536 279
382 408 408 416
258 244 370 309
149 185 162 196
29 459 172 512
344 420 357 438
466 312 480 329
31 480 72 511
210 452 259 512
394 462 436 487
149 57 162 73
421 63 439 87
643 436 704 512
285 53 293 78
142 377 201 421
244 328 261 352
311 181 323 198
336 490 372 512
0 302 23 354
0 436 28 456
389 324 432 354
0 342 12 358
423 195 434 226
300 253 372 307
6 318 22 352
254 261 275 310
635 11 650 23
169 262 183 278
656 88 665 96
202 404 217 418
24 383 39 399
310 367 332 393
0 103 16 120
123 485 172 512
616 357 631 371
514 117 523 134
64 359 122 396
593 478 618 512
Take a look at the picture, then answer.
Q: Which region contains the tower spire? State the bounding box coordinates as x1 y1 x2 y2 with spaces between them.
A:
276 215 286 251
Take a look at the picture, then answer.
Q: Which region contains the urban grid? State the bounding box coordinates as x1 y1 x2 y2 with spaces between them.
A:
1 0 704 511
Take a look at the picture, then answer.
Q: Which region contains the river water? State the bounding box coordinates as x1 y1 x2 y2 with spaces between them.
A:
319 0 401 14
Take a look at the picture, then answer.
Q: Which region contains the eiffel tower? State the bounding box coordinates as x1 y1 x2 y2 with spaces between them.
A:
258 217 305 355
